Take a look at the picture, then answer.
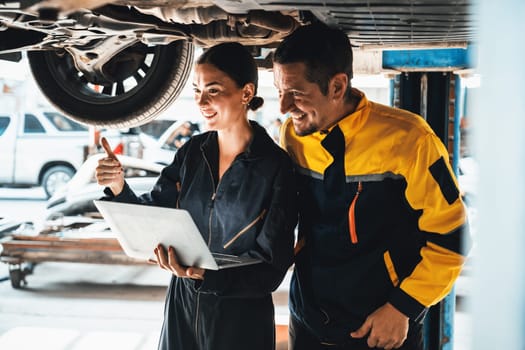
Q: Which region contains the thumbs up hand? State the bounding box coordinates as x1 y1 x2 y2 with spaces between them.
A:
95 137 125 196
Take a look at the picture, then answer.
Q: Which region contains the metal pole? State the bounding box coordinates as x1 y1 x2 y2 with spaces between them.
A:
389 76 395 107
441 290 456 350
452 75 463 172
420 73 428 120
438 73 465 350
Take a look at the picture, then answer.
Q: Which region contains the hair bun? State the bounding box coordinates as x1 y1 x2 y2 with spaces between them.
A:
248 96 264 111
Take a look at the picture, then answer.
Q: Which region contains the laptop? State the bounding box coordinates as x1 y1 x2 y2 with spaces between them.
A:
93 200 262 270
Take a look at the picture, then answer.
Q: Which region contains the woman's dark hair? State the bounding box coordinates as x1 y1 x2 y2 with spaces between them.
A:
197 42 264 111
273 23 353 102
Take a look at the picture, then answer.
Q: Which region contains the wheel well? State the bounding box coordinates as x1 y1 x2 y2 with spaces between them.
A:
38 162 76 185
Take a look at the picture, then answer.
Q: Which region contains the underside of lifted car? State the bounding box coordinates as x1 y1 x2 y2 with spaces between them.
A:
0 0 475 127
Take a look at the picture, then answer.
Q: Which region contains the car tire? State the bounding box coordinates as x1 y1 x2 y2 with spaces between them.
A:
27 40 194 128
41 165 75 199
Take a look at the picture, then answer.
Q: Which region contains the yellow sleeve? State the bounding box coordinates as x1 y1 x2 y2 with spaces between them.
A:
399 133 468 306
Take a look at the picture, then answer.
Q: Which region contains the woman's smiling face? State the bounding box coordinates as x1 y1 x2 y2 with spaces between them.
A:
193 63 251 131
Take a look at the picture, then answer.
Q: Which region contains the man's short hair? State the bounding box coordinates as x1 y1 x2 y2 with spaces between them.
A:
273 23 353 101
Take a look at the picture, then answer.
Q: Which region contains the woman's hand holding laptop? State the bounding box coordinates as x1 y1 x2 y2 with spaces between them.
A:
152 244 205 280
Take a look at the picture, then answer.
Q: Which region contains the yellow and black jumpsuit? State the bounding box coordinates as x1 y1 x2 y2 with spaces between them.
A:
281 89 469 346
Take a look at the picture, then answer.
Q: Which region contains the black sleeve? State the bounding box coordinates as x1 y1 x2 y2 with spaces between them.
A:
109 140 191 208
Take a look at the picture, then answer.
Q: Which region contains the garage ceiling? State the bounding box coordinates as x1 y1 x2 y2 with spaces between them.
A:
261 0 475 48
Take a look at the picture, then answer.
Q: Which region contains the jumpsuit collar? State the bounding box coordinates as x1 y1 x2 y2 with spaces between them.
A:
318 88 370 141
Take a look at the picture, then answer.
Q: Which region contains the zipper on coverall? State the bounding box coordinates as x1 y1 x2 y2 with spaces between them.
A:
194 152 221 341
223 209 267 249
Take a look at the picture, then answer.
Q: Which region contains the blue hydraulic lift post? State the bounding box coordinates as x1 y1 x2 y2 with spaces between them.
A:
452 75 464 175
383 47 473 350
383 49 472 72
389 77 395 108
438 73 465 350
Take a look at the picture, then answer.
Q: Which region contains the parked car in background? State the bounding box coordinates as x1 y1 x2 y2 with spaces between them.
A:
0 109 149 198
0 110 90 198
140 120 200 165
45 153 163 219
139 120 180 165
0 217 25 239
